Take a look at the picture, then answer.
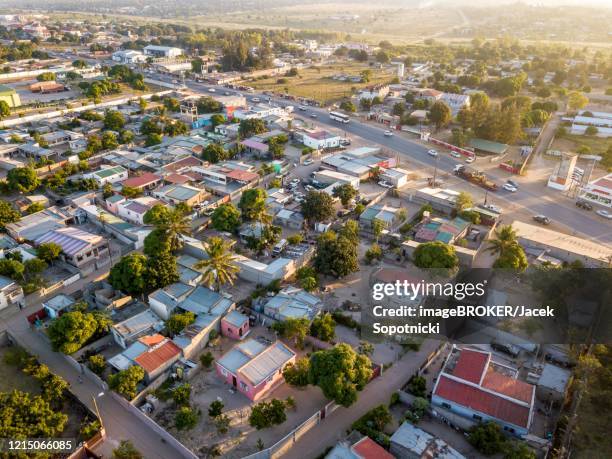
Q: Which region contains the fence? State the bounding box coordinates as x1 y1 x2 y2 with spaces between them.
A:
242 401 340 459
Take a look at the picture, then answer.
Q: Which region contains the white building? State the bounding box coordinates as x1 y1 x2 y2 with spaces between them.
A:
301 130 342 150
143 45 183 59
116 197 161 225
0 275 24 311
358 84 390 101
84 165 128 185
112 50 146 64
441 93 470 115
578 173 612 208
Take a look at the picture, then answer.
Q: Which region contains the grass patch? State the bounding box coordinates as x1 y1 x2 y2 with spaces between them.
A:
248 62 394 104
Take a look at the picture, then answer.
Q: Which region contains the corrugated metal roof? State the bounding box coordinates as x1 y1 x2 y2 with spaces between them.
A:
238 341 295 386
35 227 102 256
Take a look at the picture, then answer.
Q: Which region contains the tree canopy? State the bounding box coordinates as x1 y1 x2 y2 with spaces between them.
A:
211 203 241 233
109 253 148 296
0 201 20 230
239 188 268 222
7 167 39 193
314 228 360 278
413 241 459 269
301 191 335 224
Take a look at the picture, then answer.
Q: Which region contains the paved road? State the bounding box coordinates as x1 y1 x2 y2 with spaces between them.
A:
0 269 190 459
281 339 443 459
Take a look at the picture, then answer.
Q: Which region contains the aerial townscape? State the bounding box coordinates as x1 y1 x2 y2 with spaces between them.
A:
0 1 610 459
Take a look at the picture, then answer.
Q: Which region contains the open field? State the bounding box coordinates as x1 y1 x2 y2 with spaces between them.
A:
248 62 394 104
0 346 41 393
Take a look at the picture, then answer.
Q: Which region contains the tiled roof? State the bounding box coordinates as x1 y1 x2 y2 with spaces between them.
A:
134 339 181 374
226 169 259 182
164 173 192 184
121 172 162 188
162 156 203 172
138 334 166 347
481 367 534 404
352 437 395 459
435 375 531 428
452 349 489 384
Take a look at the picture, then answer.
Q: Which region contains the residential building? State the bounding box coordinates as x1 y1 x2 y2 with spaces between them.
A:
84 165 129 185
441 93 470 115
240 138 269 157
413 187 461 215
111 308 165 349
143 45 183 59
34 227 110 274
5 206 71 241
133 337 182 382
300 129 343 150
512 220 612 268
312 170 360 190
152 183 207 207
0 275 24 311
112 50 146 64
148 282 194 321
322 148 393 179
254 286 322 322
535 364 571 404
42 294 75 320
0 84 21 108
432 347 535 437
578 172 612 208
116 197 161 225
413 216 470 244
390 422 466 459
358 84 390 101
216 339 296 401
221 310 250 340
121 172 163 191
326 436 395 459
359 203 404 230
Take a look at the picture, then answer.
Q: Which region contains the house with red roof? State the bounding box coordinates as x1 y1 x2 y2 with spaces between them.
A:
325 436 395 459
432 346 535 437
133 337 182 382
121 172 163 191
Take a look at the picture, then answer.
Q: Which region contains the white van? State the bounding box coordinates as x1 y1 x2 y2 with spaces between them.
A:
272 239 288 257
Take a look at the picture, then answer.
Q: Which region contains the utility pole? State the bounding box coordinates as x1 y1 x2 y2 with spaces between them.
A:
432 154 439 188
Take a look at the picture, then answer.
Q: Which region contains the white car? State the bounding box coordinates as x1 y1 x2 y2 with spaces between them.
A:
303 159 313 166
465 156 475 163
290 178 300 185
304 184 315 192
503 183 518 192
299 105 307 111
450 151 461 158
208 88 216 93
384 130 394 137
596 210 612 219
224 91 231 96
378 180 394 189
251 97 260 103
483 204 502 213
310 113 317 118
427 149 438 157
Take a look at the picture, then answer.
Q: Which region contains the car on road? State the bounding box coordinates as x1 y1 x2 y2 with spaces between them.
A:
303 158 313 166
208 88 216 93
224 91 231 96
533 215 551 225
384 130 394 137
502 183 518 192
289 178 300 185
310 113 317 118
596 209 612 219
506 179 519 188
576 201 593 210
378 180 394 188
340 138 351 146
427 149 438 157
298 105 307 111
450 151 461 158
465 156 475 163
483 203 503 213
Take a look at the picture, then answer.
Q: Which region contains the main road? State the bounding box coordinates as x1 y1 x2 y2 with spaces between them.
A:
175 75 612 245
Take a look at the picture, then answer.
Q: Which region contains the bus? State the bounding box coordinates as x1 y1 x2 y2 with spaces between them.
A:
329 111 350 123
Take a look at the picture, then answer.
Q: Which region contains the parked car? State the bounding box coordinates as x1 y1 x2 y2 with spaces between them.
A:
596 209 612 219
533 215 551 225
310 113 317 118
251 97 260 103
503 183 518 192
290 178 300 185
304 184 315 192
491 341 520 358
384 130 394 137
483 203 502 213
464 156 475 163
378 180 394 188
427 149 438 157
576 201 593 210
340 138 351 146
298 105 307 111
450 151 461 158
303 158 313 166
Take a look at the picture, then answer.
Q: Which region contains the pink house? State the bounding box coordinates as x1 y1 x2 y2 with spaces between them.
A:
215 339 296 401
221 310 250 340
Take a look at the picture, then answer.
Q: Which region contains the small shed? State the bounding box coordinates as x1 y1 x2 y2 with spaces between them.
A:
468 138 509 156
536 363 571 403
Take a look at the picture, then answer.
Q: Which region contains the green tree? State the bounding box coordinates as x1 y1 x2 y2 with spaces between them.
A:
314 229 359 278
145 252 179 290
47 311 100 354
0 390 68 438
568 91 589 110
143 228 172 257
308 344 372 407
239 118 266 138
0 100 10 119
239 188 268 222
486 225 518 258
109 253 148 296
301 191 335 224
413 242 459 269
166 311 196 336
493 243 528 271
0 201 20 230
143 204 190 252
145 133 163 146
88 354 106 375
455 191 473 212
7 167 39 193
585 126 598 136
211 203 241 233
202 143 228 163
429 101 452 130
104 110 126 131
172 384 191 406
163 97 181 112
211 113 226 127
25 202 44 214
208 400 224 418
113 440 143 459
102 131 119 150
273 317 310 348
282 357 310 387
467 422 507 456
109 366 145 400
332 183 358 207
249 399 287 430
194 237 239 291
339 100 356 113
309 313 336 342
196 96 223 113
175 406 199 430
37 72 55 81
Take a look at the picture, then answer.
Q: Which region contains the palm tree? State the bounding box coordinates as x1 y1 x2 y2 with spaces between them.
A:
194 237 239 292
159 206 191 252
486 225 518 257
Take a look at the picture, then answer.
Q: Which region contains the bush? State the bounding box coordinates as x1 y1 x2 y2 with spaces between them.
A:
331 311 360 330
282 357 310 387
175 406 199 430
87 354 106 375
406 375 427 397
172 384 191 406
200 351 214 368
467 422 507 455
351 405 392 448
389 392 400 407
209 400 224 418
365 244 383 264
249 399 287 430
